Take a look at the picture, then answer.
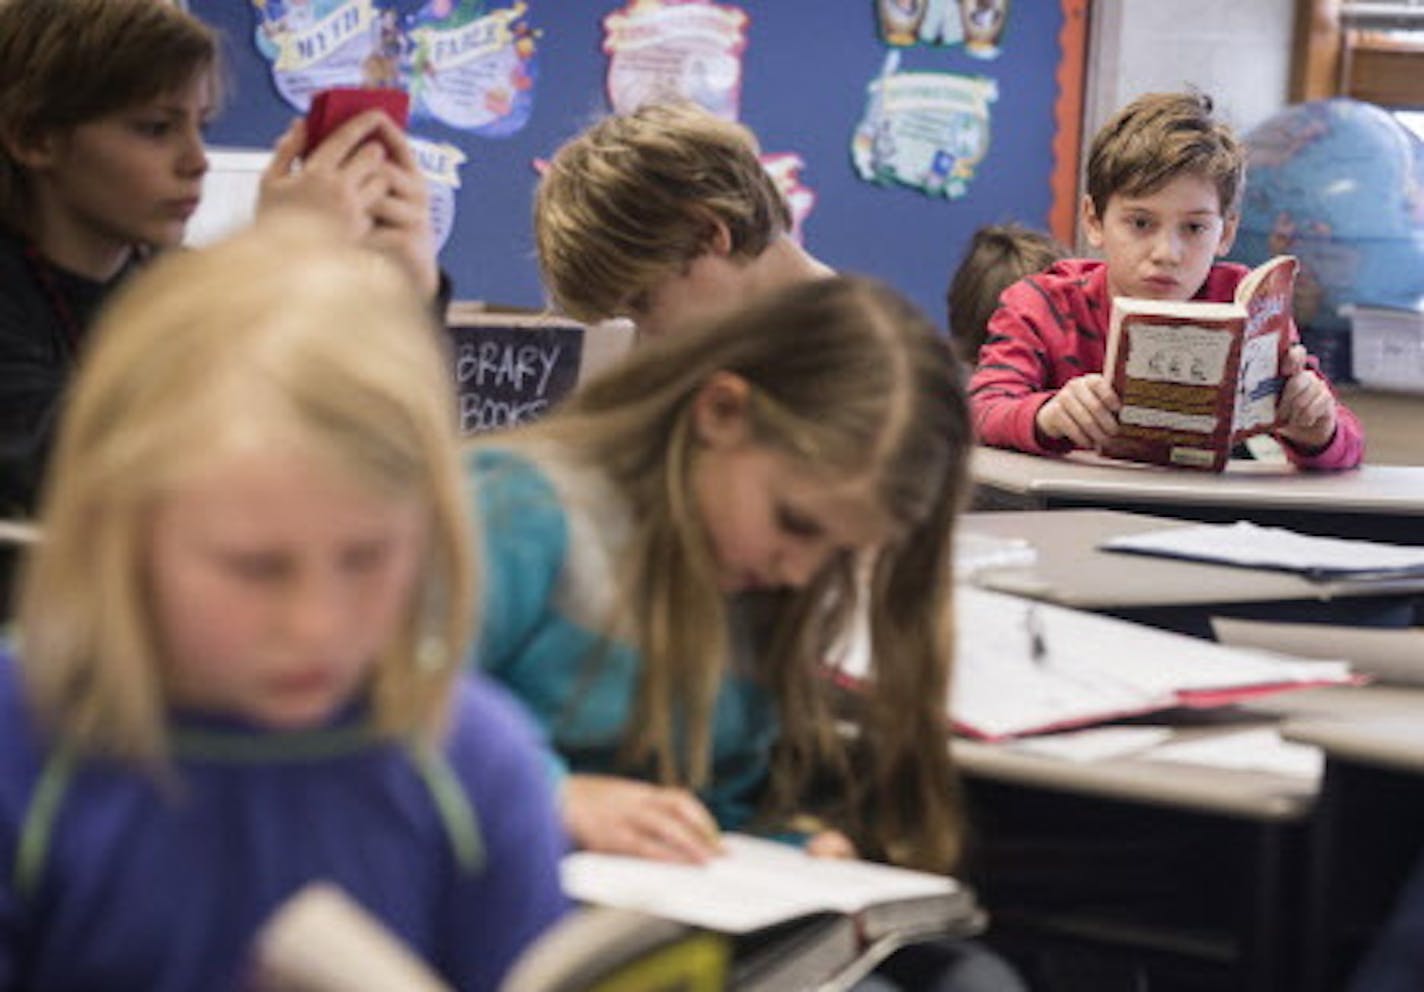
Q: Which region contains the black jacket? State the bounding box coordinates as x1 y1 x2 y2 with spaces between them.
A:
0 229 134 518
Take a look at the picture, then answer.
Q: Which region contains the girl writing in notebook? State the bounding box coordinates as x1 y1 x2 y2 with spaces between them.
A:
468 275 965 870
0 0 436 519
468 276 1027 989
0 218 567 990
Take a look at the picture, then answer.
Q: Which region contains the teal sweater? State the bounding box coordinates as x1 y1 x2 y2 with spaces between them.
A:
467 446 779 830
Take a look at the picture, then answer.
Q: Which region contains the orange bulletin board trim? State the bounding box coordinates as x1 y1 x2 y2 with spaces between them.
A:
1050 0 1090 245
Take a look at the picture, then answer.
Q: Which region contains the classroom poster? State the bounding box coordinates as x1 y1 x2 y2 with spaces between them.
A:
851 53 998 200
602 0 749 120
247 0 540 252
761 153 815 244
407 1 539 136
409 136 468 254
875 0 1009 58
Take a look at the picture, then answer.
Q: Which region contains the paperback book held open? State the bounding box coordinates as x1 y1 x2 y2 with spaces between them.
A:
1101 255 1298 472
562 834 982 991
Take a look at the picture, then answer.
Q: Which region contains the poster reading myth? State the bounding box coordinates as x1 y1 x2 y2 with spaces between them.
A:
852 55 997 200
408 1 539 136
761 153 816 244
875 0 1009 58
602 0 749 119
253 0 389 104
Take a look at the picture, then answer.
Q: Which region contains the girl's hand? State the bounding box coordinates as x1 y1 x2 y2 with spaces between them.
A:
1276 344 1338 452
805 829 857 860
1035 373 1121 450
563 774 724 864
257 112 399 241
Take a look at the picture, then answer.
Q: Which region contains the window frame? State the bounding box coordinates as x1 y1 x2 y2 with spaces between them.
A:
1292 0 1424 107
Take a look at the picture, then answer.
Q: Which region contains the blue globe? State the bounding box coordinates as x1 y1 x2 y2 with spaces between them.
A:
1232 99 1424 335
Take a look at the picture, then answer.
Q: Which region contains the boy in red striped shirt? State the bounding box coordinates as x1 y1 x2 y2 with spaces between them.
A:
968 91 1363 469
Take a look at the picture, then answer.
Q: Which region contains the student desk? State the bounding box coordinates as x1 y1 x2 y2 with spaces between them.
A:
969 447 1424 543
959 509 1424 637
1336 387 1424 467
1280 709 1424 991
958 685 1424 991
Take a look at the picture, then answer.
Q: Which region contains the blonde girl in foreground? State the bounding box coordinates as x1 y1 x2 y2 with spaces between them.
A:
0 218 566 990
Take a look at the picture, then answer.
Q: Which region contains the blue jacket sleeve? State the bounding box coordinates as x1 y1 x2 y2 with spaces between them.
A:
465 448 574 785
467 449 569 677
437 678 570 991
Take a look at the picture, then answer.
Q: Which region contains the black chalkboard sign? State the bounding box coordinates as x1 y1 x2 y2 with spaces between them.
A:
448 319 585 434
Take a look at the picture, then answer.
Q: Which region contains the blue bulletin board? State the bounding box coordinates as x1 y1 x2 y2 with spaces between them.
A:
192 1 1086 325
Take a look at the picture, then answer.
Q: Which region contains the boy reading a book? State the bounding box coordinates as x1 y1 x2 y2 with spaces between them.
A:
968 91 1363 470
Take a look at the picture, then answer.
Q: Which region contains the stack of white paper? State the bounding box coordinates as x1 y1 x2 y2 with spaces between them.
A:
841 588 1356 740
1101 521 1424 581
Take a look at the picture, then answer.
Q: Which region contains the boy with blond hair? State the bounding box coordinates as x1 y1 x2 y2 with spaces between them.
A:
968 91 1363 469
534 101 830 339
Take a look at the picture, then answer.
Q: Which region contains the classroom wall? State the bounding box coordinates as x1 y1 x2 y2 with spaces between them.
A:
1086 0 1295 149
191 2 1083 326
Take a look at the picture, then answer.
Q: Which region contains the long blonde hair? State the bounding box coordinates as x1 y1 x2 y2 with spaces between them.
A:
509 275 969 871
17 216 475 766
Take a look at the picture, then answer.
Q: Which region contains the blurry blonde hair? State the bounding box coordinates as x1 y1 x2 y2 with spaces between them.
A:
534 101 792 323
503 275 970 872
1086 90 1244 220
947 223 1068 362
18 213 475 766
0 0 221 235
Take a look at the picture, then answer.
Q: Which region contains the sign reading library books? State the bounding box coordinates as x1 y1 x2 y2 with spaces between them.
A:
852 53 998 200
448 319 584 434
602 0 749 120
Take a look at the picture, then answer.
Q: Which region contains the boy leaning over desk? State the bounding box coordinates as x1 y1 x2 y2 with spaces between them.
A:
967 90 1363 471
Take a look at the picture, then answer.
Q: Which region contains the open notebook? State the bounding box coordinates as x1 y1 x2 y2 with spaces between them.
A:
837 587 1357 740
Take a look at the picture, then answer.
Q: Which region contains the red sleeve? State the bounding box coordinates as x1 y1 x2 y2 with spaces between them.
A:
1275 352 1366 471
968 281 1074 455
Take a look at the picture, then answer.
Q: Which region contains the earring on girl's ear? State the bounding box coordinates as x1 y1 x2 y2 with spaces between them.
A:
415 578 450 674
416 634 448 674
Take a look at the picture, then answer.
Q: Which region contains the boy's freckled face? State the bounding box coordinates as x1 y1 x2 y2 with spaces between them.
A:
146 449 427 729
1085 173 1239 303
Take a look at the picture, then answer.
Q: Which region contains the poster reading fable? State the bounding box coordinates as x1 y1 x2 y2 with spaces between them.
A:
248 0 541 249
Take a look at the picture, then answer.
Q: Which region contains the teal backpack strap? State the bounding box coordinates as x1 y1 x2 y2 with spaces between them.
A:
14 746 76 902
407 744 485 876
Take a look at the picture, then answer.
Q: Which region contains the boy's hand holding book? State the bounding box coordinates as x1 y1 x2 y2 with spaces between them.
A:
1275 343 1338 452
1035 372 1122 450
